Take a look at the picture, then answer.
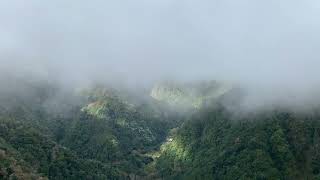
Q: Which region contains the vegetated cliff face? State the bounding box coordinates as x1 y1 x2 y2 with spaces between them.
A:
150 80 232 110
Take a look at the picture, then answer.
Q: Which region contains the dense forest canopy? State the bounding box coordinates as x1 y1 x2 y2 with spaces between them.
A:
0 76 320 180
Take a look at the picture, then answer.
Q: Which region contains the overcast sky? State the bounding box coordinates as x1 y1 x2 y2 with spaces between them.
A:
1 0 320 104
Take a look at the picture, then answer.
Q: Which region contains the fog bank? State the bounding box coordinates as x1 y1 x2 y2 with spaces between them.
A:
1 0 320 107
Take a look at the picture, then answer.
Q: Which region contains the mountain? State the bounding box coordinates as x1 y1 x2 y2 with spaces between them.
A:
0 78 320 180
0 78 179 179
152 105 320 179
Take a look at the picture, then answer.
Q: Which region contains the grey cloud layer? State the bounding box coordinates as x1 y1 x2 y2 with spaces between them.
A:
1 0 320 99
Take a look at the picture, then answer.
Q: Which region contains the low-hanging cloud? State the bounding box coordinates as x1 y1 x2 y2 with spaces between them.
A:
1 0 320 107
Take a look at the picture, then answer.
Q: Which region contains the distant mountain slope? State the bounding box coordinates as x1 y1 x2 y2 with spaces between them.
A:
150 80 232 110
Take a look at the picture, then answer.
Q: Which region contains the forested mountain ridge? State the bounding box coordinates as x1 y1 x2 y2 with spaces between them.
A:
0 78 180 179
1 78 320 180
152 103 320 179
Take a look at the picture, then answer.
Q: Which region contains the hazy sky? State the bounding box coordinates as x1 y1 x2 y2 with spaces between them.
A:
1 0 320 101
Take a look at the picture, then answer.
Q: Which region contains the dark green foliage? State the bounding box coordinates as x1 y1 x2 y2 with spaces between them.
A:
0 118 121 179
60 88 174 175
154 105 320 180
0 82 175 179
1 78 320 180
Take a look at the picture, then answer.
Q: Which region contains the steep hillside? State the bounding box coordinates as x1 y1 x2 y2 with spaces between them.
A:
60 87 178 177
152 103 320 180
0 78 179 179
1 78 320 180
0 117 120 180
